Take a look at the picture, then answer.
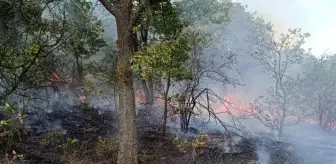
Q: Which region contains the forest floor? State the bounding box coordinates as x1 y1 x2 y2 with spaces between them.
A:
0 104 299 164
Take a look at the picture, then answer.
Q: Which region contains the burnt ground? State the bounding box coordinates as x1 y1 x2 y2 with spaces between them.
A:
0 103 299 164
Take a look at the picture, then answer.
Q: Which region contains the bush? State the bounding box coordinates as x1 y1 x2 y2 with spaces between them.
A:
95 136 118 159
0 103 25 155
62 138 80 162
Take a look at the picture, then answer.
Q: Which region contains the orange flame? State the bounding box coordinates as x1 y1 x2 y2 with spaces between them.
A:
215 92 256 116
135 91 336 131
47 72 72 86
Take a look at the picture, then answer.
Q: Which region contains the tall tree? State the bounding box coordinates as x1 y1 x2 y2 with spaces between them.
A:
98 0 149 163
98 0 232 162
133 0 183 112
131 30 192 135
64 0 106 84
60 0 106 103
0 0 70 102
250 27 310 137
299 54 336 131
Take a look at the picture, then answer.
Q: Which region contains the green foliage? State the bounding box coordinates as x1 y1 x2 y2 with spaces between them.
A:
79 102 91 110
0 0 75 99
95 136 118 158
184 28 212 47
62 138 80 161
59 0 107 83
83 78 94 94
0 103 25 154
131 31 194 80
64 138 79 149
4 103 14 114
65 0 106 58
42 130 63 146
0 103 25 130
172 133 207 152
86 41 118 85
149 1 184 40
0 0 107 99
173 137 185 152
131 26 211 86
191 133 206 149
175 0 232 25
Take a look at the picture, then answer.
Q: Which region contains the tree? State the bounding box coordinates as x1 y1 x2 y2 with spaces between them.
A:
299 54 336 131
0 0 78 155
0 0 70 102
97 0 150 163
131 29 192 135
133 0 184 112
166 27 242 133
58 0 107 104
250 27 310 137
132 0 233 134
63 0 106 84
175 0 231 25
98 0 232 161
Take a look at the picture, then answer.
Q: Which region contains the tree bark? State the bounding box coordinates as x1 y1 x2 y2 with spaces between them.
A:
98 0 148 163
318 100 324 127
162 74 171 136
278 109 286 138
147 76 154 106
115 2 137 164
116 29 137 164
139 17 154 109
141 79 149 107
75 54 83 81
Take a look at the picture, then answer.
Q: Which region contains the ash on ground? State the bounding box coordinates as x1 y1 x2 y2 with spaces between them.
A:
1 101 299 164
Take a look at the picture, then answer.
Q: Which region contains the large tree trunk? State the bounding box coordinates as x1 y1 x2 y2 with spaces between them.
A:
98 0 150 163
115 4 137 164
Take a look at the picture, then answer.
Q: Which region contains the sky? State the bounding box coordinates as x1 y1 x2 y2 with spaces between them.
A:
232 0 336 56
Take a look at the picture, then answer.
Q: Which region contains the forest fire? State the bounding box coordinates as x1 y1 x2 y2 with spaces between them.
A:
215 92 256 116
46 72 72 86
134 90 256 117
135 90 336 132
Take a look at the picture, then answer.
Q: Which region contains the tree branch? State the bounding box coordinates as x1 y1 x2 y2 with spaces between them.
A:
128 0 149 29
98 0 118 16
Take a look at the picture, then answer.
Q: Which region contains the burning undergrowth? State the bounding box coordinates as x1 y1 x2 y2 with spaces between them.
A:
0 93 300 164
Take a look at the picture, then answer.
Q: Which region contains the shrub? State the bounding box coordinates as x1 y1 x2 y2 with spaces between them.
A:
95 136 118 159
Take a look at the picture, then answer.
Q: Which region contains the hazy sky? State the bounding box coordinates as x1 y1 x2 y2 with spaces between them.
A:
232 0 336 56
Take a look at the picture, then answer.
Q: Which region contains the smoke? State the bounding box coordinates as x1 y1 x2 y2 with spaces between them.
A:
84 2 336 164
256 143 270 164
